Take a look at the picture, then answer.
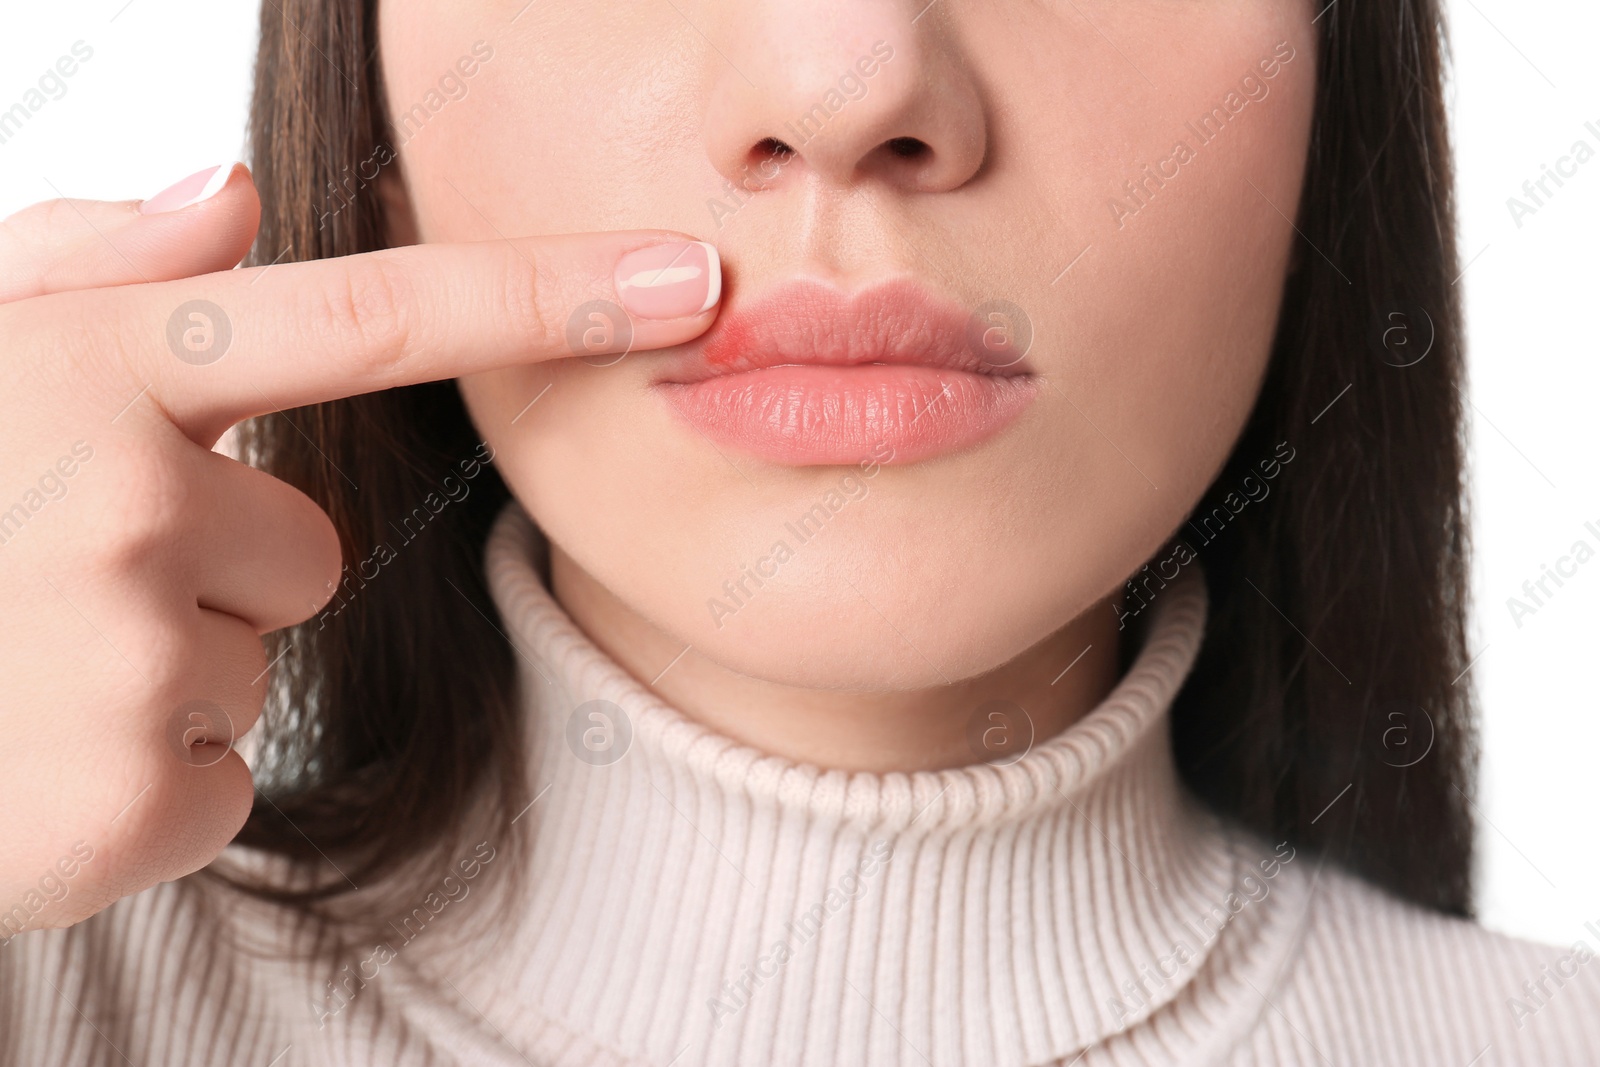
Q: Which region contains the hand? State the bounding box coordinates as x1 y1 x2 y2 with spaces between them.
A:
0 162 719 936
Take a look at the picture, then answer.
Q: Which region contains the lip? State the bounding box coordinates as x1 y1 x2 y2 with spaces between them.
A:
655 278 1039 466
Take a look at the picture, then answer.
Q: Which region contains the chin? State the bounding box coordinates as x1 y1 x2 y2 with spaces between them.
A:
687 571 1059 692
558 477 1125 690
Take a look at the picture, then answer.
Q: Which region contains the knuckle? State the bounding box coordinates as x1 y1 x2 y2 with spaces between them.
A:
120 750 252 880
498 248 554 352
95 453 192 569
137 620 265 756
317 256 416 377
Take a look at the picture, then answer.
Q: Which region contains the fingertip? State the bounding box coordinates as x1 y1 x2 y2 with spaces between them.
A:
614 239 722 321
137 161 251 216
698 241 722 314
122 160 260 276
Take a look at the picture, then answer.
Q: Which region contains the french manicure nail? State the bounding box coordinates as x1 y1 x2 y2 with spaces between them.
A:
614 241 721 320
138 162 241 215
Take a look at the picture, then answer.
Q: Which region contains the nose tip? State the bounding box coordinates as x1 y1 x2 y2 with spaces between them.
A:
703 28 988 196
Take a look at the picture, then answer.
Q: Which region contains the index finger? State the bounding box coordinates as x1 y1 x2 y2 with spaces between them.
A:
107 231 721 440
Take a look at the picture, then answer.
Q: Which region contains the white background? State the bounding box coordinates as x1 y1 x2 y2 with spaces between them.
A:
0 1 1594 945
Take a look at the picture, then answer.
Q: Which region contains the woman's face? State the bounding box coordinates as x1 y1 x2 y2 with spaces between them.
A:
378 0 1316 690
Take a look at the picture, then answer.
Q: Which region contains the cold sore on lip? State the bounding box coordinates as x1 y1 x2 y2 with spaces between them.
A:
657 277 1039 467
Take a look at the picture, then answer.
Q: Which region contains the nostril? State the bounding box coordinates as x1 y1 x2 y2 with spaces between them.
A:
739 137 796 186
751 137 796 167
884 137 928 159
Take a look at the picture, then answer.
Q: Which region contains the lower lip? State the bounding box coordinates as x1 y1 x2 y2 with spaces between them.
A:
658 365 1037 466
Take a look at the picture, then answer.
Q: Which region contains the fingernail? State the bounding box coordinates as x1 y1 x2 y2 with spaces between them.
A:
614 241 721 320
138 162 241 215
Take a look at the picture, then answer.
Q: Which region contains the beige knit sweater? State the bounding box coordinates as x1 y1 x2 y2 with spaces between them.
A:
3 502 1598 1066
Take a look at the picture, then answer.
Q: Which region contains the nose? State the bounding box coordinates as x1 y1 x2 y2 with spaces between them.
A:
701 1 988 195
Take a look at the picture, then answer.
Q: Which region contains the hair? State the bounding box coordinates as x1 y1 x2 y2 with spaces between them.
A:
225 0 1475 933
1171 0 1474 916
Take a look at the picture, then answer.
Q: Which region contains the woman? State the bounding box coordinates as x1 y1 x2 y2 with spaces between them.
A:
0 0 1594 1063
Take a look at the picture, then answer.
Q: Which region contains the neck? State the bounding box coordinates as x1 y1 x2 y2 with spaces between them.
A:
548 543 1124 773
482 504 1234 1067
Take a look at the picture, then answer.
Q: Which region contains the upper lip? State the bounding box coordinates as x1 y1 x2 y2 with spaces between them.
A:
660 277 1035 383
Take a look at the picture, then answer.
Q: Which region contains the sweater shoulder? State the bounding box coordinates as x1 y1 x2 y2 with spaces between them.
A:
0 860 523 1067
1247 860 1600 1065
0 872 322 1066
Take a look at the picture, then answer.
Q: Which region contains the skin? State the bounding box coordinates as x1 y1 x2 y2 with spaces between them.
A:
380 0 1318 769
0 176 717 928
0 0 1315 931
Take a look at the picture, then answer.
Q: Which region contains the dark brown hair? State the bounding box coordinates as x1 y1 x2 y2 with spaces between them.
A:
228 0 1475 928
1172 0 1474 916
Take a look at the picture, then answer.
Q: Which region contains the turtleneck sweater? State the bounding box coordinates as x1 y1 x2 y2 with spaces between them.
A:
3 501 1599 1066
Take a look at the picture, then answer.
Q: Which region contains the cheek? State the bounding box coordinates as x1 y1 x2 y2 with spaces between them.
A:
380 0 706 240
985 5 1318 617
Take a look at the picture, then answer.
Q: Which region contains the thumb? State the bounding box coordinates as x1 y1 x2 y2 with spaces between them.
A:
0 162 260 304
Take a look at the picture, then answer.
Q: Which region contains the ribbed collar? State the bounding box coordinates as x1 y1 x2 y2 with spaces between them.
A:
481 502 1242 1067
